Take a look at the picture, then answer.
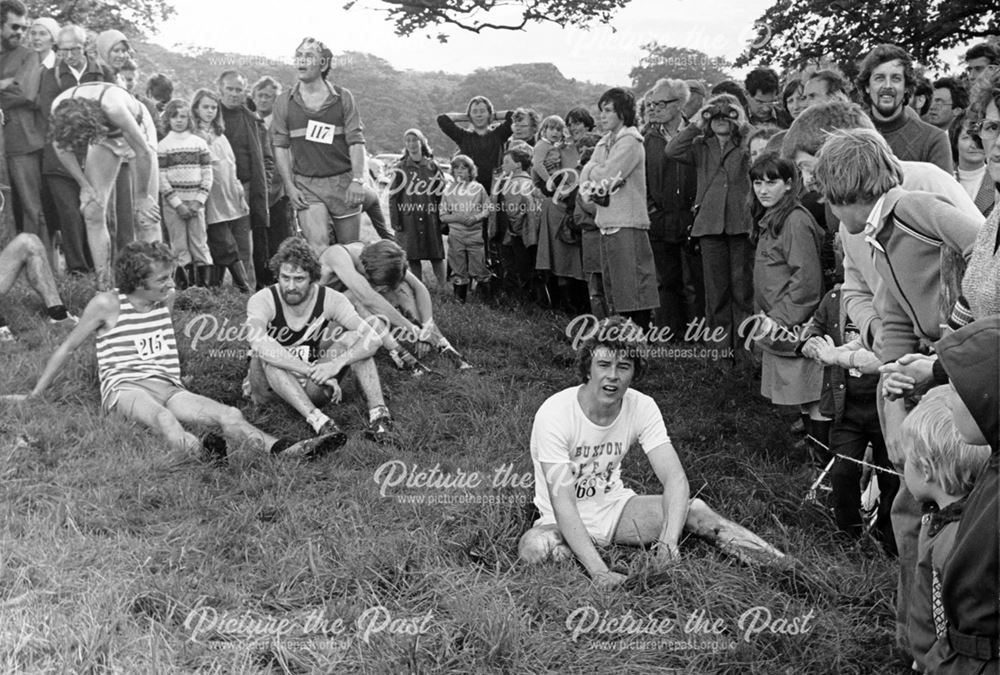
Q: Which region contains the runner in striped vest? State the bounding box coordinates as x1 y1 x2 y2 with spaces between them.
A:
12 241 343 461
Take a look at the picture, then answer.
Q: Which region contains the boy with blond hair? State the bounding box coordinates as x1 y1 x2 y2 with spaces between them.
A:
900 386 990 673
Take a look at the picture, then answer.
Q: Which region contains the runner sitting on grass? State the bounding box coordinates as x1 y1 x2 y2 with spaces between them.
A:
244 238 396 444
0 233 78 343
318 240 472 370
518 317 786 588
3 241 340 461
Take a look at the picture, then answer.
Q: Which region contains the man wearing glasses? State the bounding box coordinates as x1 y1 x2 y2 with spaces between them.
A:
642 78 696 339
0 0 48 252
37 24 115 275
744 66 780 127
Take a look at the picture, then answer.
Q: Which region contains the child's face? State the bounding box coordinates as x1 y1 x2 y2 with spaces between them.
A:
752 176 791 209
452 164 470 182
544 126 563 144
195 97 218 124
169 108 190 134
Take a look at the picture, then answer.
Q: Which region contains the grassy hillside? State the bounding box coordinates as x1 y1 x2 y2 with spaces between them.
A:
133 43 610 157
0 272 908 674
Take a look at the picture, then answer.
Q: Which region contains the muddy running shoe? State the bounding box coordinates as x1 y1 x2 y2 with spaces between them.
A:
200 432 228 466
315 419 347 445
440 345 473 370
365 414 398 446
273 429 347 460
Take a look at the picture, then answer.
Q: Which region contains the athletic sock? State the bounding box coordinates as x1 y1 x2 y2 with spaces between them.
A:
46 305 69 321
306 409 331 434
369 405 390 423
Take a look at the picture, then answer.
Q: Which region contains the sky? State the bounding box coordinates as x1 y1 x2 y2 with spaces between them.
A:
149 0 776 85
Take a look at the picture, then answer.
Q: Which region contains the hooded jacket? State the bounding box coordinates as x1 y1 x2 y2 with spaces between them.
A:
928 316 999 672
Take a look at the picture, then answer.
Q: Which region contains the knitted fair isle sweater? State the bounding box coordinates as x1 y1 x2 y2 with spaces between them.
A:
157 130 213 209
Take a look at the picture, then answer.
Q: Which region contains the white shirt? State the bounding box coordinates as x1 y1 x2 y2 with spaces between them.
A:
530 386 671 524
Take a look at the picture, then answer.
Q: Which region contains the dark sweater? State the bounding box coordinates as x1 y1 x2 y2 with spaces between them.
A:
436 112 512 195
873 106 952 174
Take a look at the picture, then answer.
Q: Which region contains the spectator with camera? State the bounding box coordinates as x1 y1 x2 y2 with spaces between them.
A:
665 93 753 360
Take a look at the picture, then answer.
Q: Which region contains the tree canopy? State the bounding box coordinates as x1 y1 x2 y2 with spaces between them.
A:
26 0 175 38
737 0 1000 73
343 0 631 41
629 43 731 94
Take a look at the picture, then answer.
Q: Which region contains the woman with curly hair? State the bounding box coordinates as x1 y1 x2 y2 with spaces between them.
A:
49 82 161 289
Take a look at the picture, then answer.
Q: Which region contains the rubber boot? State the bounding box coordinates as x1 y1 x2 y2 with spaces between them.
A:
229 261 251 293
453 283 468 303
195 264 213 287
208 264 224 287
173 264 190 291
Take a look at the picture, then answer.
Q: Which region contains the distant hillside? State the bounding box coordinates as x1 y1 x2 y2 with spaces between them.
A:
134 43 611 155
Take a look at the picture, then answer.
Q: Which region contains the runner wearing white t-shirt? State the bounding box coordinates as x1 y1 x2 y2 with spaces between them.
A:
518 317 786 589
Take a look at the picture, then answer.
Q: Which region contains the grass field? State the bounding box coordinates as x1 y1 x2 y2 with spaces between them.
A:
0 272 909 674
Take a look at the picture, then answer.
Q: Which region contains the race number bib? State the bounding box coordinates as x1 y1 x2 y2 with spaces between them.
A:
134 330 168 360
304 120 339 145
288 345 311 362
573 462 616 500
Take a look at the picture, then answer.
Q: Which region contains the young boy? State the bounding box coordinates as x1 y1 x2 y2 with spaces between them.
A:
518 317 786 588
801 283 898 553
926 316 999 674
900 386 990 673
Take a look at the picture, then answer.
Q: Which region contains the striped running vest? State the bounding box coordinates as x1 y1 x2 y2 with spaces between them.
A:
267 285 331 363
95 293 182 406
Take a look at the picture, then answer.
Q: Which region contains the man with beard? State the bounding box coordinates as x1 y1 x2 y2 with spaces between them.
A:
244 237 396 444
0 0 47 251
856 44 952 172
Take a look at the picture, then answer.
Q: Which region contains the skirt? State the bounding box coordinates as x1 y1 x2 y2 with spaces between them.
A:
760 351 823 405
535 198 583 280
599 228 659 314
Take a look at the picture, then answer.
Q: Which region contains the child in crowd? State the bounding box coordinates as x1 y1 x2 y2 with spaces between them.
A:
532 115 579 197
747 125 781 164
158 99 213 289
191 88 251 292
800 280 898 553
574 145 605 318
900 386 990 673
746 153 825 444
439 155 490 302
